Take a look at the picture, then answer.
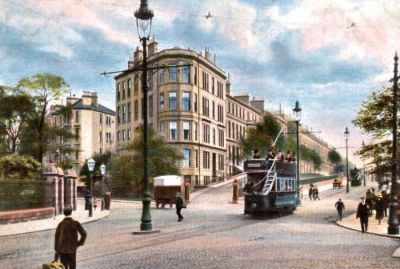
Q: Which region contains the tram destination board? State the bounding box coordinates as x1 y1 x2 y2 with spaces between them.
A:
244 159 268 171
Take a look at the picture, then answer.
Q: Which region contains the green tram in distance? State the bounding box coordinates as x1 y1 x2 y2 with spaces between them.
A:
243 157 297 215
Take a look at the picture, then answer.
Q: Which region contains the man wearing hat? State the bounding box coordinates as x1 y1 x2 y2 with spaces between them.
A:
54 205 87 269
356 197 370 233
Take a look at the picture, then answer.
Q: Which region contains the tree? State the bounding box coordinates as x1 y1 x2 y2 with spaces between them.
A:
0 93 34 155
309 150 322 172
0 154 42 180
47 103 76 166
241 112 285 158
16 73 69 162
110 127 182 196
353 87 395 175
328 150 342 164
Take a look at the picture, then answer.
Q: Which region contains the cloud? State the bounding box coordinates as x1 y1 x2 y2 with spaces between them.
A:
265 0 400 65
194 0 258 48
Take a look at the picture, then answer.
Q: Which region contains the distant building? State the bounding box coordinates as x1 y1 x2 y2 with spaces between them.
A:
274 109 334 175
48 91 116 178
225 87 263 175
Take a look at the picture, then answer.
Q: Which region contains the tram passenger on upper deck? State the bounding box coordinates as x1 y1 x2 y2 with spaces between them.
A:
279 152 285 162
285 151 294 162
253 148 261 158
267 148 275 160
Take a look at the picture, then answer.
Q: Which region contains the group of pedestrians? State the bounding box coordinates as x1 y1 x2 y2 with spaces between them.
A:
308 184 320 200
335 196 372 232
334 187 389 234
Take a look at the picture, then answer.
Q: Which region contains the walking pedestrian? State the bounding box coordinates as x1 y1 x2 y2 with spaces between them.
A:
54 205 87 269
356 197 370 233
335 198 345 221
93 197 98 211
175 192 185 222
308 185 313 200
375 197 384 225
381 190 389 217
313 186 320 200
365 189 373 216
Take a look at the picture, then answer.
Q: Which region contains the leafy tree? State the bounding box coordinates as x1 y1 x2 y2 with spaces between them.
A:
350 167 362 186
16 73 69 162
0 154 42 180
309 150 322 172
0 90 34 155
47 103 76 166
110 127 182 196
334 163 345 174
328 149 342 164
241 112 285 158
353 87 396 175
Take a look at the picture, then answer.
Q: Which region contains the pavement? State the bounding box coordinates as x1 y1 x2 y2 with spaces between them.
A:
0 176 239 238
0 199 110 237
1 174 399 258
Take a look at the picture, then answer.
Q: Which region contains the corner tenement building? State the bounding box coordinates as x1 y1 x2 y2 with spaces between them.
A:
115 38 333 186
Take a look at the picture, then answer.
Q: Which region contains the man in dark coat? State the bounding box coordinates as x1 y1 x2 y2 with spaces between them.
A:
375 197 384 225
335 198 345 221
175 192 184 222
54 205 87 269
356 197 370 233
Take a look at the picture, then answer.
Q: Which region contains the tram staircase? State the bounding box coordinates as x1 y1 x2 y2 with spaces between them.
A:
252 126 284 195
252 158 277 195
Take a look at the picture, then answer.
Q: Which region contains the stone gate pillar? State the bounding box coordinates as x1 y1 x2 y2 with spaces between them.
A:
57 167 64 215
43 163 59 216
64 169 77 210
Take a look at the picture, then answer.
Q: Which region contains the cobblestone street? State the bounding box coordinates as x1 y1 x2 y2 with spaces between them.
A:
1 182 400 269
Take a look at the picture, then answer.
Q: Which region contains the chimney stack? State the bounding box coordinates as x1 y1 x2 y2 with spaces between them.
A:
148 35 158 56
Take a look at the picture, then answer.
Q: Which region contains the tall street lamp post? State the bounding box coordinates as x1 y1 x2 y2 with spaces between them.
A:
135 0 154 232
293 101 302 206
388 53 399 235
100 163 106 211
344 127 350 193
361 141 366 187
87 158 95 217
55 148 60 164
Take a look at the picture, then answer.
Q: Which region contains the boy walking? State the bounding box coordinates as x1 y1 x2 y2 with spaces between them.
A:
54 205 87 269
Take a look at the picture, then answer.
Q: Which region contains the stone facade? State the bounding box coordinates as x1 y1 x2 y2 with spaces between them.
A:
226 91 263 175
115 39 334 186
115 41 227 186
47 91 116 179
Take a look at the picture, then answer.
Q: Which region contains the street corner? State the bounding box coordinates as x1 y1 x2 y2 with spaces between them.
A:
393 247 400 258
77 209 111 225
336 213 400 240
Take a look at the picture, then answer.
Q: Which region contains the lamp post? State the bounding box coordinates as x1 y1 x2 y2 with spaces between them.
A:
87 158 95 217
361 141 366 187
293 100 301 205
135 0 154 232
55 148 60 164
388 53 399 235
100 163 106 211
344 127 350 193
65 153 69 170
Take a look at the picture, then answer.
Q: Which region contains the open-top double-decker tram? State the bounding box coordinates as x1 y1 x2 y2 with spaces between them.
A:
243 155 297 215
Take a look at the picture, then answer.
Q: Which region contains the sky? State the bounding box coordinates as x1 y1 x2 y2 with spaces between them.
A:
1 0 400 166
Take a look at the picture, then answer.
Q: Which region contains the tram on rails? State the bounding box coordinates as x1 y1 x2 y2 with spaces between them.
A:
243 156 298 215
